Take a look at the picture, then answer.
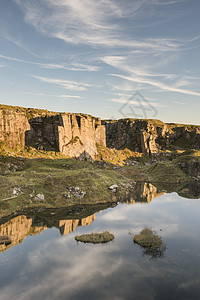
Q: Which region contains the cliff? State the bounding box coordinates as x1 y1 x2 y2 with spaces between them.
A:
0 104 199 158
0 105 106 160
103 119 200 154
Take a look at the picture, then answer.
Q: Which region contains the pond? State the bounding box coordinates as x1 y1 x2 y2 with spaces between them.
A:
0 184 200 300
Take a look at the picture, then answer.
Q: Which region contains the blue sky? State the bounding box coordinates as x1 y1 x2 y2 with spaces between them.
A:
0 0 200 124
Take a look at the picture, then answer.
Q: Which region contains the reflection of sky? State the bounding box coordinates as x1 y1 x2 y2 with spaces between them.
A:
0 193 200 299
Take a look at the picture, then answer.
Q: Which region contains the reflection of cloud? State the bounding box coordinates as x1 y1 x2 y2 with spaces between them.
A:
0 236 124 299
178 278 200 290
0 192 200 299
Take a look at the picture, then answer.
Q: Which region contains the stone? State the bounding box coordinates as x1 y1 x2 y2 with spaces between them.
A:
109 184 118 192
13 187 21 196
34 194 45 201
103 119 200 154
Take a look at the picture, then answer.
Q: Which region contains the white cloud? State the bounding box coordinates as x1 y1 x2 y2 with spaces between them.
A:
109 98 165 108
0 53 99 72
23 91 82 98
111 73 200 97
31 75 91 91
15 0 187 51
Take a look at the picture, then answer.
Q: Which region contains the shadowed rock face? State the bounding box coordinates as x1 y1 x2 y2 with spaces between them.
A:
103 119 200 154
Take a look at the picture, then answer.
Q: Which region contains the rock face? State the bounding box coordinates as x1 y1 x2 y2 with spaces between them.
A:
0 107 30 149
0 104 199 157
103 119 200 154
0 105 106 160
25 113 106 160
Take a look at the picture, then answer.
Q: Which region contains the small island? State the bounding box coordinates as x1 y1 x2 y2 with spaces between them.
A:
75 231 115 244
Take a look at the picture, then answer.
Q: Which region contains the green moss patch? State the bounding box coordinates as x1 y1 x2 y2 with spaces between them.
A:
75 231 114 244
147 161 188 183
134 228 166 259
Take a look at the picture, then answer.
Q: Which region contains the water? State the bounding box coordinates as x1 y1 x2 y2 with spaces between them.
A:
0 190 200 299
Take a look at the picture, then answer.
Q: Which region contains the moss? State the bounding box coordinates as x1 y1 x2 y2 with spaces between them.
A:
134 227 166 259
75 231 114 243
147 161 188 183
0 155 131 218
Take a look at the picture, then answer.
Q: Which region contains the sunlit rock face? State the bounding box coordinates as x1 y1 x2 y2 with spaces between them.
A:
0 109 30 149
0 105 106 160
25 113 106 160
1 104 199 158
103 119 200 154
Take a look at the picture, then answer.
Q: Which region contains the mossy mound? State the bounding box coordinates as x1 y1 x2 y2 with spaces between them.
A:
147 161 188 183
75 231 114 244
134 228 166 259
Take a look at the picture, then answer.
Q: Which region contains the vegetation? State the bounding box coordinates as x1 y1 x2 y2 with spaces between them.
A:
96 143 142 166
75 231 114 243
147 161 188 183
0 154 136 218
134 227 166 259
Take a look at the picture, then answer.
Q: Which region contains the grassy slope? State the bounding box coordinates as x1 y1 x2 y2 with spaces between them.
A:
0 155 135 218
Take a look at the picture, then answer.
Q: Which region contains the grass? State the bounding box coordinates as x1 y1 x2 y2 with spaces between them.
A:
134 227 166 259
0 155 134 218
147 161 188 183
75 231 114 243
0 142 198 219
96 143 142 166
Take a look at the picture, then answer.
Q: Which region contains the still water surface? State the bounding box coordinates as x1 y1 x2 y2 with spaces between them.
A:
0 192 200 300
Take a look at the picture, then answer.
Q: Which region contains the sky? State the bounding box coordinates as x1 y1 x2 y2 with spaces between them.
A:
0 0 200 124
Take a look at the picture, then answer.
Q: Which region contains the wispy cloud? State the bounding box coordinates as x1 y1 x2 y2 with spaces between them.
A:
101 55 176 79
109 98 165 107
0 53 99 72
111 73 200 97
31 75 91 91
15 0 189 51
23 91 82 98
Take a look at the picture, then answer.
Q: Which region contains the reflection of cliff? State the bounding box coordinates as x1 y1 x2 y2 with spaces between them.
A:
59 215 95 235
124 182 165 204
0 215 47 252
0 213 95 253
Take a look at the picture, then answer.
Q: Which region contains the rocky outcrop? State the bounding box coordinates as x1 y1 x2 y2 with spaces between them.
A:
0 108 30 149
0 105 106 160
26 113 106 160
0 104 199 157
103 119 200 154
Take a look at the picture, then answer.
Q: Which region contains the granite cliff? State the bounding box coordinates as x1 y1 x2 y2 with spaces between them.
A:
0 104 199 158
0 105 106 160
103 119 200 154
